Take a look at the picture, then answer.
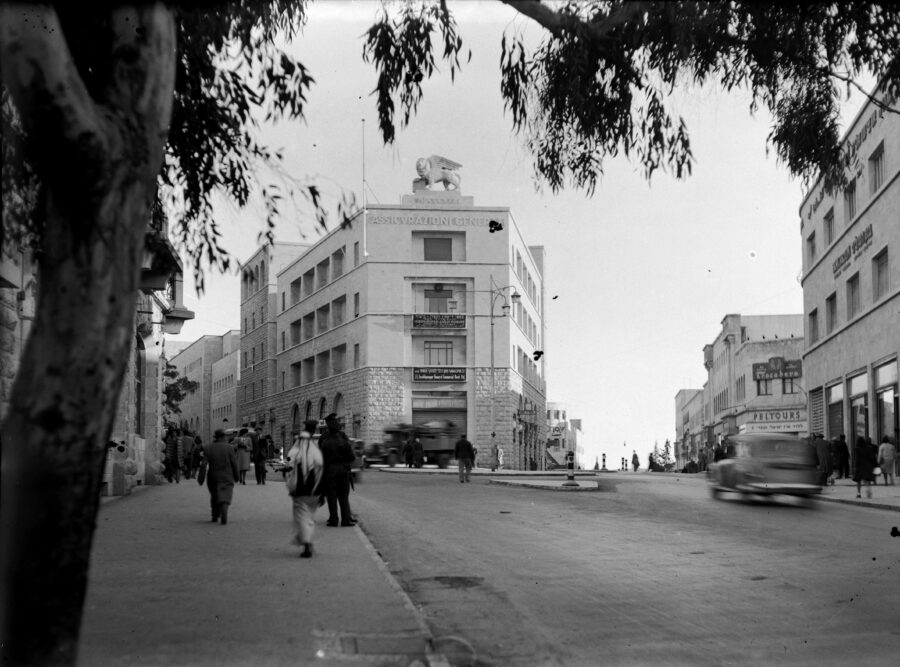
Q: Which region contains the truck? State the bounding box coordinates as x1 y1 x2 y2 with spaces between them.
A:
363 420 461 469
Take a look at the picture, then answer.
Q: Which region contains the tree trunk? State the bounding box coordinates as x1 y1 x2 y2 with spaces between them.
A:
0 5 176 665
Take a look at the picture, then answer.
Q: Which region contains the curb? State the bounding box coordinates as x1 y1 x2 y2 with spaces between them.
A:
354 523 452 667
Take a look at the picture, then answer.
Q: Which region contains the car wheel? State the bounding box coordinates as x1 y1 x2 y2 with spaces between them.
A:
709 485 721 500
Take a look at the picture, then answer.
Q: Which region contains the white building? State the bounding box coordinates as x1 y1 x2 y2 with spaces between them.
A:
800 82 900 453
245 167 548 469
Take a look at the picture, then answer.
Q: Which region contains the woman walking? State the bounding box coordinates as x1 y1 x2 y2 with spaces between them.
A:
235 428 252 484
853 436 877 498
286 420 324 558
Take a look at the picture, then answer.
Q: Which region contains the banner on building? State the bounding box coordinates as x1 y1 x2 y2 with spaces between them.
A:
413 314 466 329
752 357 802 380
413 367 466 382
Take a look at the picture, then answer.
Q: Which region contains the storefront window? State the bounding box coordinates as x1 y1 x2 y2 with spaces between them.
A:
875 361 898 444
848 373 867 397
826 383 844 441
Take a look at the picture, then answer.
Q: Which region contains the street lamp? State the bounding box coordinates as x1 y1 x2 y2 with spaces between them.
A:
448 276 520 463
489 275 521 460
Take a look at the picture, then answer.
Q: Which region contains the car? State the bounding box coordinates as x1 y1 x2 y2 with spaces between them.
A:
269 436 363 485
707 432 822 502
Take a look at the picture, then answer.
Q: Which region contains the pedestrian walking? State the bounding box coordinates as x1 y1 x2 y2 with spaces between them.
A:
412 436 424 468
180 429 195 480
631 450 640 472
813 433 834 486
403 437 414 468
877 436 896 486
318 413 356 527
205 428 240 524
235 428 251 484
253 430 268 485
490 442 499 472
454 434 475 483
853 436 877 498
285 421 324 558
834 434 850 479
164 427 183 483
190 436 203 479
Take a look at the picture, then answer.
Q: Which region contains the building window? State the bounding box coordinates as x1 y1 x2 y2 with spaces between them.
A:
425 340 453 365
808 308 819 344
756 379 772 396
424 237 452 261
281 330 286 351
782 378 799 395
281 291 285 311
332 247 344 279
825 292 837 334
806 231 816 264
846 272 860 319
354 292 360 318
869 142 884 194
873 249 889 301
843 178 856 224
425 288 451 313
824 208 834 246
354 241 360 267
354 343 360 369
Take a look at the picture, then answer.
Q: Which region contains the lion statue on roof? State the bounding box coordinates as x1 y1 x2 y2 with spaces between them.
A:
415 155 462 191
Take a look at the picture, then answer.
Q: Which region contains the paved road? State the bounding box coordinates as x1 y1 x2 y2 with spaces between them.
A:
355 471 900 666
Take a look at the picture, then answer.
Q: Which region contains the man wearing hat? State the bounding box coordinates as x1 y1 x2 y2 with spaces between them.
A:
318 413 357 526
205 428 240 524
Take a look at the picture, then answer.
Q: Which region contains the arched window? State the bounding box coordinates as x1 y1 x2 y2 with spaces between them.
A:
318 397 328 420
291 403 300 436
304 400 313 422
333 393 345 423
260 259 267 284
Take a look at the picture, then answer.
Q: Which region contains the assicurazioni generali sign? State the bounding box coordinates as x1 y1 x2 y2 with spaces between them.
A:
832 223 874 278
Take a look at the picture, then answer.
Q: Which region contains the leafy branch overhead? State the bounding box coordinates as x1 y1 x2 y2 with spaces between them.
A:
369 1 899 195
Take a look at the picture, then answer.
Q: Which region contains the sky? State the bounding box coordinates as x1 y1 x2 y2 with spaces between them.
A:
170 1 871 470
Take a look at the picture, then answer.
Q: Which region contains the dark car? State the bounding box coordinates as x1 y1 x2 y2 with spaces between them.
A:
707 432 822 502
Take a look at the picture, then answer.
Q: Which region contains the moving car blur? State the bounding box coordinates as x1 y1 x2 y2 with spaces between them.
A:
707 432 822 503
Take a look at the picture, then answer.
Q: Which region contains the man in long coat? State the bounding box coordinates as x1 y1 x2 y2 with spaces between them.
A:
318 414 356 526
206 428 240 524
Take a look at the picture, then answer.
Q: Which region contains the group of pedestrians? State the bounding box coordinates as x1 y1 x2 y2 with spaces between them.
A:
197 413 358 554
402 436 424 468
808 432 897 498
163 427 203 483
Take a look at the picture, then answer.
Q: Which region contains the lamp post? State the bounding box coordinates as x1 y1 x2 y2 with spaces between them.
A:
489 275 520 465
448 276 520 466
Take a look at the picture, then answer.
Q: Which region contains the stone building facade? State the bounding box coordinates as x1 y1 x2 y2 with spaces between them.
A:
238 178 547 469
238 243 309 440
169 331 240 446
674 314 806 470
2 229 193 495
800 81 900 457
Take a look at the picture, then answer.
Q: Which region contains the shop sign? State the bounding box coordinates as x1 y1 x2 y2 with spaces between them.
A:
752 357 802 380
741 421 808 434
550 425 565 437
748 408 805 423
832 223 873 278
413 367 466 382
413 313 466 329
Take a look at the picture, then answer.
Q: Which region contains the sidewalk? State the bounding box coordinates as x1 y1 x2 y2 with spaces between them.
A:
78 475 449 667
380 465 900 510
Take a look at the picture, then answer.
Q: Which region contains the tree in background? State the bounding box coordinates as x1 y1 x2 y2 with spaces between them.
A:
161 362 200 428
3 1 899 664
